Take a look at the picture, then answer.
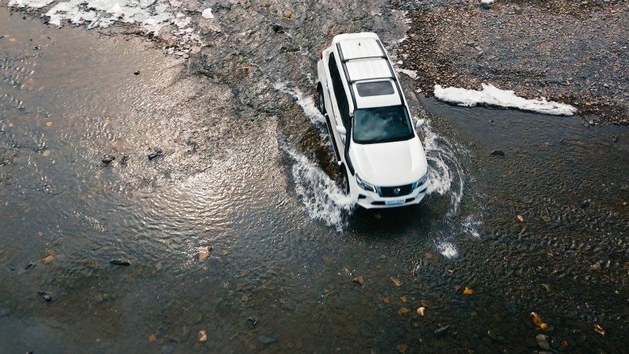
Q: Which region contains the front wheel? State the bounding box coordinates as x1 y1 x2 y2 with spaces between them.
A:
316 86 326 115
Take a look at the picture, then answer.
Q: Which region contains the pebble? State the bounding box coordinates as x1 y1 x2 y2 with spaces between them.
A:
133 71 140 75
536 334 550 350
271 24 285 33
247 317 257 328
148 150 163 160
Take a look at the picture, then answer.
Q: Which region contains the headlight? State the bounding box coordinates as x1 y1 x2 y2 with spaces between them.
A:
356 174 376 192
412 174 428 189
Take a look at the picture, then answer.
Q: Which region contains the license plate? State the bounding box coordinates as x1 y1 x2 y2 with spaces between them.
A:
385 199 405 206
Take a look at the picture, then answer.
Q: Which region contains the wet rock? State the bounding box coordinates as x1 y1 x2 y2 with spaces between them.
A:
258 335 277 345
271 24 285 33
491 150 505 156
38 291 53 302
611 135 618 143
247 317 257 329
102 155 115 165
549 337 560 349
109 259 130 266
24 262 36 270
581 200 590 209
148 150 163 160
536 334 550 350
434 325 449 337
352 275 365 285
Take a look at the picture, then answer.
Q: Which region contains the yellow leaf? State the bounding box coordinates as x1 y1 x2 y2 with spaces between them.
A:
382 296 390 304
148 334 157 343
417 307 426 316
516 215 525 222
400 295 408 303
198 330 208 342
41 253 54 264
463 287 473 295
594 324 605 336
397 344 408 353
530 312 543 327
390 277 402 287
398 307 410 315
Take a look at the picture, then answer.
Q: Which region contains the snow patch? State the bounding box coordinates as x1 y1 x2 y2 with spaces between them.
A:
9 0 54 8
434 83 577 116
396 68 418 80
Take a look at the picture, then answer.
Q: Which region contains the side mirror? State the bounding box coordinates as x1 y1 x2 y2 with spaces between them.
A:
336 125 347 135
415 119 426 129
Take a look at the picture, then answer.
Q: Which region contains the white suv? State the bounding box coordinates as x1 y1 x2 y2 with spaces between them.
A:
316 32 429 209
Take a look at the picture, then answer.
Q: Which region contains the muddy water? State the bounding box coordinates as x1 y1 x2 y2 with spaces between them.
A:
1 3 628 354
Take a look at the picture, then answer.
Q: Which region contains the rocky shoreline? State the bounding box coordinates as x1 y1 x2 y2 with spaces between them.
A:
398 0 628 125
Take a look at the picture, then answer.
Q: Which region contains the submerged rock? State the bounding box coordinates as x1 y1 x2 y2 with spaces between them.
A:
259 335 277 345
110 259 130 266
491 150 505 156
536 334 550 350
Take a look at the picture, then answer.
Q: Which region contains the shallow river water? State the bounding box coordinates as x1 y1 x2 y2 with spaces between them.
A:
0 2 627 353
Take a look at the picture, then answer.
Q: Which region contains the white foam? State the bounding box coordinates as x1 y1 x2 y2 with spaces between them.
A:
436 241 458 259
434 83 577 116
273 82 326 126
419 119 465 217
462 215 482 238
282 144 353 232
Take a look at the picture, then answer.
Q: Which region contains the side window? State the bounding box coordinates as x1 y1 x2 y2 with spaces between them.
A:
328 53 351 129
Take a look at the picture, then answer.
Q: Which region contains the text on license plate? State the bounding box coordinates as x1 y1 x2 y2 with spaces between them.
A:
385 199 405 206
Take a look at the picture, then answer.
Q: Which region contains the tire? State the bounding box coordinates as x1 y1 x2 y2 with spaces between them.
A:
316 86 326 115
339 165 350 195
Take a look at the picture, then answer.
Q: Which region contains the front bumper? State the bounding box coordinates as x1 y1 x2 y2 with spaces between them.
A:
354 183 428 209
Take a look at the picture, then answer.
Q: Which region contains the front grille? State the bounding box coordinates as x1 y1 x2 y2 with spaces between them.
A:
379 184 413 197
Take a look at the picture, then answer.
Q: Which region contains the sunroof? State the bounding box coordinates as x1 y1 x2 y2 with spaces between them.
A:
356 81 395 97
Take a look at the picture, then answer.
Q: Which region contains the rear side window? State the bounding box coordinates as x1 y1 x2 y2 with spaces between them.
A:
328 53 351 129
356 81 394 97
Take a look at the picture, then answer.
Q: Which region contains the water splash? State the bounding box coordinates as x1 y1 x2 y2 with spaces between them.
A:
281 142 353 232
273 82 327 128
419 120 465 217
436 241 458 259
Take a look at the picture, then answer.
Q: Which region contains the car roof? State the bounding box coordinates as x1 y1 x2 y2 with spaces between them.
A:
332 33 403 109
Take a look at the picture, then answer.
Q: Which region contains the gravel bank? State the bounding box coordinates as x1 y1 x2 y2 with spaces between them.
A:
398 0 628 125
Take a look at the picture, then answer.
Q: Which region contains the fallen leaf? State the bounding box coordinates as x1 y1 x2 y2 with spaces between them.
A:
417 307 426 316
594 324 605 336
241 294 250 303
382 296 390 304
41 253 54 264
400 295 408 303
148 334 157 343
397 344 408 353
516 215 525 222
530 312 543 328
390 277 402 287
398 307 410 315
540 215 551 222
42 150 50 157
46 121 53 127
352 276 365 285
198 330 208 342
463 287 474 295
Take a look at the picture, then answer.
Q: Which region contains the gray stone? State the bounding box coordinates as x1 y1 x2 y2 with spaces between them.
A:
536 334 550 350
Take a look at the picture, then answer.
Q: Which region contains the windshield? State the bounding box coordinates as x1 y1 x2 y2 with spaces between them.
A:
353 105 414 144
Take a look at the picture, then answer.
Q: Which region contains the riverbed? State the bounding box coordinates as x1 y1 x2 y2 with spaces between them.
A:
1 2 627 353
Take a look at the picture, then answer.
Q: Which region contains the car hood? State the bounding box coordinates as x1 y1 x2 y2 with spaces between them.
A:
350 137 428 187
